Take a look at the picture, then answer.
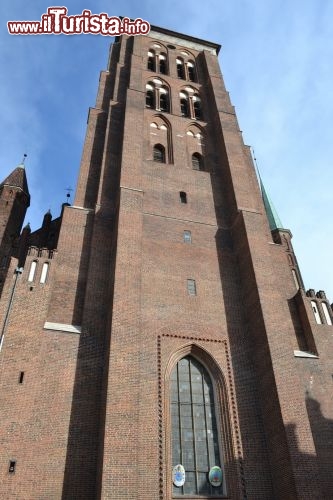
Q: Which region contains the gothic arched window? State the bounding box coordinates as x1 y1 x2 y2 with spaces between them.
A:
171 356 224 496
176 53 197 81
146 81 170 114
147 48 169 75
180 91 202 120
153 144 166 163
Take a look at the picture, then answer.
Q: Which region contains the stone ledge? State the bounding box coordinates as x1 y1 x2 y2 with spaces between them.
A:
294 350 319 359
44 322 81 334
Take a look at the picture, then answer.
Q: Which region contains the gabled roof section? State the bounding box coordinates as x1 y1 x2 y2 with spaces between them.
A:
0 163 30 197
259 176 284 231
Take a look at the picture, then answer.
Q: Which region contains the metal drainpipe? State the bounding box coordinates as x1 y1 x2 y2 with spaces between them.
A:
0 266 23 351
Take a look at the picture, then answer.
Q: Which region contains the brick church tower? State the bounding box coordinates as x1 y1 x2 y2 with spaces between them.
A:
0 25 332 500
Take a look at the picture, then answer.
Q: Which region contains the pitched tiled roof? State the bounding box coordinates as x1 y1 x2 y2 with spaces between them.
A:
0 164 30 196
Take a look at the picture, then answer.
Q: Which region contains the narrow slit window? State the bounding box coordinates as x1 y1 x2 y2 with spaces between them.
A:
187 279 196 296
183 230 192 243
153 144 166 163
180 98 189 117
40 262 49 284
146 89 154 108
19 372 24 384
193 98 202 120
9 461 16 474
147 51 155 71
292 269 299 290
176 58 185 79
187 62 196 82
192 153 203 171
159 54 167 74
28 261 37 282
179 191 187 204
321 302 332 325
160 91 169 112
311 301 322 324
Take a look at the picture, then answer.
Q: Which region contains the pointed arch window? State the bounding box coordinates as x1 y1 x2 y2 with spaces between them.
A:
180 91 202 120
171 356 224 496
148 49 168 75
176 54 197 81
146 82 170 114
192 153 203 171
153 144 166 163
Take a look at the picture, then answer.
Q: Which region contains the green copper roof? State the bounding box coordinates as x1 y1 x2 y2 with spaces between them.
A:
259 176 284 231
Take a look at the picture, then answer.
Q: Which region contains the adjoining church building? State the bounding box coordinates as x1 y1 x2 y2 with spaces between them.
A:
0 24 332 500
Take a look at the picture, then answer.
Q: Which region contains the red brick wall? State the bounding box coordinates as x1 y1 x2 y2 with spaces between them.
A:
0 28 332 500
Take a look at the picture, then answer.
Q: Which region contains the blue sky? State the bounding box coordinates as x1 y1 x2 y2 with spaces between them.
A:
1 1 332 300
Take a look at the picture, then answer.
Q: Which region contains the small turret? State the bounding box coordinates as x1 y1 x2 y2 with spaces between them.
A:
0 161 30 234
0 157 31 297
259 173 305 290
0 159 30 204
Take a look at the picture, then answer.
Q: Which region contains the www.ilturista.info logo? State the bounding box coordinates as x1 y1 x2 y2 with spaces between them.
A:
7 8 150 36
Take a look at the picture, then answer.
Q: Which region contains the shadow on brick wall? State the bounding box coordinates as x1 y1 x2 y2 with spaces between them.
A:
305 393 333 499
61 37 133 500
